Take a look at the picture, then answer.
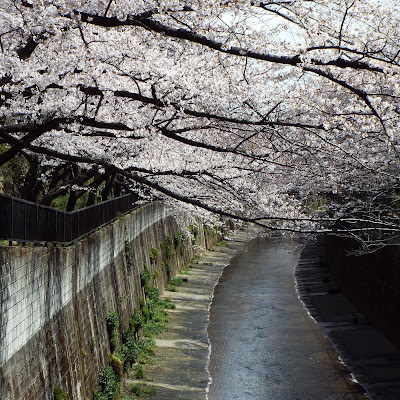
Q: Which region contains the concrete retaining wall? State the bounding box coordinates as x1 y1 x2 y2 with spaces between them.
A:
0 202 217 399
324 234 400 348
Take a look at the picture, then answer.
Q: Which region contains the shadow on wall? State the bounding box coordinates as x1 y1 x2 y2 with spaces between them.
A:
324 234 400 348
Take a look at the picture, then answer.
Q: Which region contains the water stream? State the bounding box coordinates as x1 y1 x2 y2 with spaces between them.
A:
207 237 362 400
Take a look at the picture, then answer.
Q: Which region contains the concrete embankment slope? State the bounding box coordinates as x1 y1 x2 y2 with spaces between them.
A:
0 203 219 399
124 229 251 399
296 241 400 400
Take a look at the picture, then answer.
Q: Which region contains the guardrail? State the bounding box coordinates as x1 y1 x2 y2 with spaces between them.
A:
0 192 138 244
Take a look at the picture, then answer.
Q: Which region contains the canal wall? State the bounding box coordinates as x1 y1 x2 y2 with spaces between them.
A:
324 235 400 348
0 202 218 399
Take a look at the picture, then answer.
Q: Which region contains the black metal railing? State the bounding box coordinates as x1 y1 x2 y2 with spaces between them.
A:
0 192 138 244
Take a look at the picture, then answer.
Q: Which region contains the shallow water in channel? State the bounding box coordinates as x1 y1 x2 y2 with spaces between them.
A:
207 237 361 400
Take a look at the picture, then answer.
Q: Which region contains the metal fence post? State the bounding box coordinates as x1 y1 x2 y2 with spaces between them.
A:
11 197 13 241
36 204 39 244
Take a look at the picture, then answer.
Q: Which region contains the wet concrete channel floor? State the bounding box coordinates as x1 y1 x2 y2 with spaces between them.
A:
207 237 364 400
123 229 251 399
123 232 400 399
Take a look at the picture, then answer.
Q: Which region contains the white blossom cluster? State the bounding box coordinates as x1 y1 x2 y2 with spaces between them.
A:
1 0 399 239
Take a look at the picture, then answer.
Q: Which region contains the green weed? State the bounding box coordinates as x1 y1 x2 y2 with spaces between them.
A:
134 364 145 379
140 266 151 288
94 366 120 400
170 277 183 286
173 231 185 255
191 254 202 264
106 310 120 335
130 383 156 396
180 265 191 274
143 321 168 337
54 386 68 400
160 236 175 260
149 248 159 264
188 224 199 239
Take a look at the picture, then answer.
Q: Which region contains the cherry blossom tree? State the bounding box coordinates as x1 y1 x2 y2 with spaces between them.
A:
0 0 399 250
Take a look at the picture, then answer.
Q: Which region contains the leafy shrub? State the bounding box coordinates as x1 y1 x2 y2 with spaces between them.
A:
130 308 143 336
165 262 171 277
122 328 131 343
93 391 108 400
95 366 120 400
110 329 120 353
160 299 176 309
106 310 120 335
148 304 168 322
143 320 168 337
130 383 142 397
152 268 160 279
144 282 152 297
149 248 159 264
188 224 199 239
191 254 202 264
138 337 156 357
173 231 182 248
173 231 185 255
140 266 151 287
130 383 156 396
119 341 139 369
147 287 175 312
160 236 175 260
165 276 184 292
139 299 150 323
180 265 191 274
135 364 145 379
147 286 160 302
170 277 183 286
54 386 68 400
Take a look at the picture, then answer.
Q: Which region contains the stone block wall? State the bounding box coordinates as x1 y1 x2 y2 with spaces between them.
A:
0 202 218 399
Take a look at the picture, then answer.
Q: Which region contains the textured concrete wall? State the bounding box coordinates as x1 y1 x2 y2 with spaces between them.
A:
324 234 400 348
0 202 217 399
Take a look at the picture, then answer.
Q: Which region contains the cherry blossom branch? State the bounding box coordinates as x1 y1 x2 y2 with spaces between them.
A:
158 127 294 168
75 10 385 72
0 116 141 165
113 89 325 130
2 131 399 235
